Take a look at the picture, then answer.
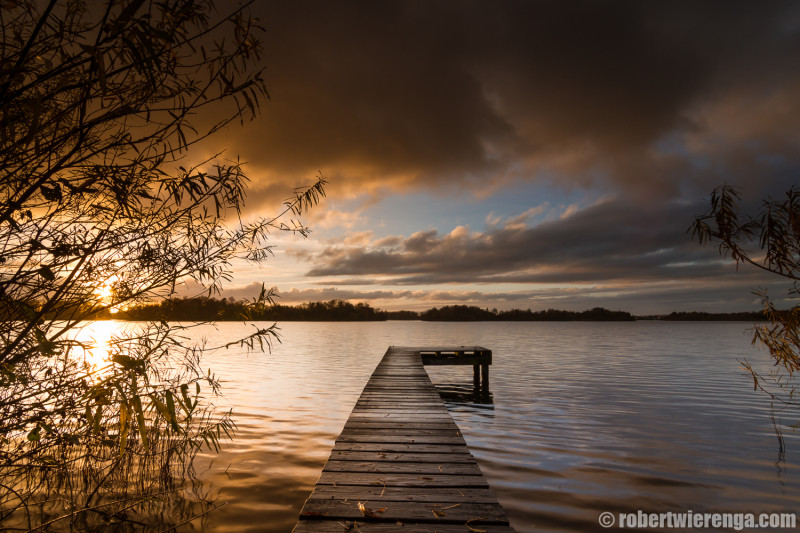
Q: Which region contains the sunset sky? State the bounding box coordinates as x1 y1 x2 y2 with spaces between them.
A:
203 1 800 314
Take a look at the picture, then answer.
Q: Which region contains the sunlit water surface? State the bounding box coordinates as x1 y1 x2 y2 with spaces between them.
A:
162 321 800 532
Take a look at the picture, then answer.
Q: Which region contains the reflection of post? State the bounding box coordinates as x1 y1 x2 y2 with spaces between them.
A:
481 363 489 394
473 364 480 388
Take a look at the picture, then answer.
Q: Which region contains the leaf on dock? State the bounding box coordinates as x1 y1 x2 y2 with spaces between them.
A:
369 477 387 496
466 517 489 532
357 501 387 518
442 503 461 510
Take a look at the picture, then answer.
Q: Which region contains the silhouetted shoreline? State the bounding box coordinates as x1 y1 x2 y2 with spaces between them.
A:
67 298 769 322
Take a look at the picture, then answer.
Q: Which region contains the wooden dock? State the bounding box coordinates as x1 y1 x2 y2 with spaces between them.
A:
293 346 514 532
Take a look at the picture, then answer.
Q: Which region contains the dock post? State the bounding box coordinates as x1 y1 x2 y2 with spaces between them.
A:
474 364 481 388
481 363 490 394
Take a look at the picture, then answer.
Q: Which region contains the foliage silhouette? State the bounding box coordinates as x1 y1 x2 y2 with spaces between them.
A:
61 298 772 323
660 311 766 321
692 184 800 450
122 298 388 322
0 0 324 530
84 300 641 322
420 305 635 321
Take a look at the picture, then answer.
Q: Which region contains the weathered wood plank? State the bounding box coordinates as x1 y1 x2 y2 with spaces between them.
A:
339 429 462 437
360 388 439 394
293 522 516 533
351 405 448 409
350 408 450 412
354 401 445 407
322 461 482 475
356 395 441 399
344 418 456 424
310 486 498 503
343 422 460 430
347 414 453 420
346 417 455 423
349 410 451 415
332 442 471 454
299 500 509 524
316 472 490 488
328 451 477 464
348 411 451 416
350 408 450 414
358 388 439 391
336 435 468 444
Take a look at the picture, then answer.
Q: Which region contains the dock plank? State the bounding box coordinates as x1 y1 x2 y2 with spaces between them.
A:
332 443 471 454
322 461 482 475
343 419 458 425
336 435 469 444
315 472 490 488
342 424 461 437
293 522 516 533
299 500 509 524
328 452 476 463
309 486 497 503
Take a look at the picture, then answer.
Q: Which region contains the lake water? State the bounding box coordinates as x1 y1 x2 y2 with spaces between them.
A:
179 321 799 532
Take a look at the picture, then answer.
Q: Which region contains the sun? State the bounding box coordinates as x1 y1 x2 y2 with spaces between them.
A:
97 283 113 301
95 275 120 313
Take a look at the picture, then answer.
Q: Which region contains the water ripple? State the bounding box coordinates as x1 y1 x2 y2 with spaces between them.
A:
180 321 799 532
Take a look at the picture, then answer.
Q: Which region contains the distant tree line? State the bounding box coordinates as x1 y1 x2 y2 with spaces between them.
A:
418 305 636 321
80 299 642 322
6 297 774 322
115 298 388 321
658 311 767 321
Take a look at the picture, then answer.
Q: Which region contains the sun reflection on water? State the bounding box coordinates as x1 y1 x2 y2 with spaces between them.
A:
74 320 128 374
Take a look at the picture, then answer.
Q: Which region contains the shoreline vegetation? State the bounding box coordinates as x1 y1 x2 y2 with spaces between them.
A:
70 298 767 322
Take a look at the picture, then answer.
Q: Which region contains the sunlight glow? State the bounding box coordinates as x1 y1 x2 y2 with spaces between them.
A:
75 320 125 373
95 275 120 313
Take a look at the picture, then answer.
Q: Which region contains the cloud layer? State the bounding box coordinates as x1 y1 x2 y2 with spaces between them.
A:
206 2 800 313
225 0 800 204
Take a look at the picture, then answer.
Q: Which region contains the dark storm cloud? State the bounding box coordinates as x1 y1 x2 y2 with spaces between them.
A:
228 0 800 202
